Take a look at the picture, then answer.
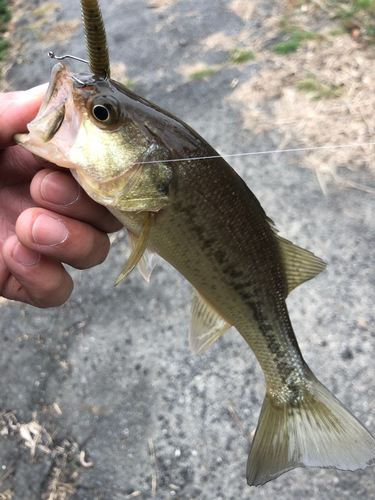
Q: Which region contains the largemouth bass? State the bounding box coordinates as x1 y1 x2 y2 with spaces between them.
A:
14 62 375 486
13 0 375 486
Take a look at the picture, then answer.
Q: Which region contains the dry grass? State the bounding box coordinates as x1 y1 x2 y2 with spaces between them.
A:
43 19 80 43
221 0 375 187
147 0 180 11
0 409 93 500
229 34 375 176
175 0 375 188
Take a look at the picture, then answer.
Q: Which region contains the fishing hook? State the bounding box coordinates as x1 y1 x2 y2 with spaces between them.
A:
48 51 90 65
48 51 108 84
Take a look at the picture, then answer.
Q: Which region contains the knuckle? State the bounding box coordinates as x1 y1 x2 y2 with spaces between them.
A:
73 231 110 269
31 268 72 307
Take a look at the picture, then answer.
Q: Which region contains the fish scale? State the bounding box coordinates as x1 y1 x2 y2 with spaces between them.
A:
117 158 318 395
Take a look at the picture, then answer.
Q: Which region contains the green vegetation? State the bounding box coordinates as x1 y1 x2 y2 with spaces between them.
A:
272 26 318 54
296 75 343 100
0 37 8 60
190 67 217 80
229 47 255 64
328 28 346 36
328 0 375 42
0 0 10 64
123 79 136 90
0 0 10 31
189 46 256 82
335 0 375 18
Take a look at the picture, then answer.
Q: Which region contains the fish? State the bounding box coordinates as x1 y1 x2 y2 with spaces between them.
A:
14 0 375 487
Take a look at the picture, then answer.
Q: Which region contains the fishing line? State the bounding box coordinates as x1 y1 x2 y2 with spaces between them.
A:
136 142 375 165
46 53 375 165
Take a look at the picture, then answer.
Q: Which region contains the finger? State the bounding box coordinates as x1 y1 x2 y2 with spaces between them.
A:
0 144 44 184
0 84 48 148
30 169 123 233
1 235 74 308
16 207 111 270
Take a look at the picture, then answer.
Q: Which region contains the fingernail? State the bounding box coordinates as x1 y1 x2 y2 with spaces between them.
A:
13 243 41 266
32 214 68 246
41 171 80 206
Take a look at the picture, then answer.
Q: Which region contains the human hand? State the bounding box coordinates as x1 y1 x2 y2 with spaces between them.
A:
0 85 123 307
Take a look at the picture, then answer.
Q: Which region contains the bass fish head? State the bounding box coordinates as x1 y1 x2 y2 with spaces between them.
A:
15 63 174 212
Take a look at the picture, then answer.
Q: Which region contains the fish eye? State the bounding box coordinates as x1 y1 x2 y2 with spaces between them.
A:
91 96 120 125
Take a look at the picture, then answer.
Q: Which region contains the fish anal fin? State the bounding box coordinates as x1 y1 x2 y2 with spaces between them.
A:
276 235 326 295
247 373 375 486
127 230 157 283
114 213 155 286
189 289 231 354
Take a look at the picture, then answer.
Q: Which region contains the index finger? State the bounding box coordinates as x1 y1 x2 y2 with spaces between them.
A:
0 84 48 149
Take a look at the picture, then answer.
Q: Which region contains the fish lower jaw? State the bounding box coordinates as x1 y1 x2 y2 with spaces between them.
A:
14 133 75 170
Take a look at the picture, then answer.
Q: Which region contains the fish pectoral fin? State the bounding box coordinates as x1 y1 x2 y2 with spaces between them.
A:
114 213 156 286
189 289 231 354
247 372 375 486
276 234 326 295
127 229 157 283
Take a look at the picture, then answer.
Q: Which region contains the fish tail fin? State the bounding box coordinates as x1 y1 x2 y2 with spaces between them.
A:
247 373 375 486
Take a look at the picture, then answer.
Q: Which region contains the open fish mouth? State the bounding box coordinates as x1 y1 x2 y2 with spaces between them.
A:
14 63 86 167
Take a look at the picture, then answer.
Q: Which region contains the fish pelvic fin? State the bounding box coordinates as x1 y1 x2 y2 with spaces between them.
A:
189 289 231 354
247 373 375 486
127 230 157 283
114 213 155 286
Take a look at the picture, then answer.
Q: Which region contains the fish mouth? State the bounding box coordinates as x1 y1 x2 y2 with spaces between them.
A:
14 63 85 167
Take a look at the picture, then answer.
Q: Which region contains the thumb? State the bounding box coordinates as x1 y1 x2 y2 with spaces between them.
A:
0 84 48 148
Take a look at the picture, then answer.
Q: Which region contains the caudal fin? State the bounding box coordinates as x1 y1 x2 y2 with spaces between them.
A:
247 374 375 486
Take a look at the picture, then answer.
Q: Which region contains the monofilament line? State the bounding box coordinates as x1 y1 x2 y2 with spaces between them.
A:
136 141 375 165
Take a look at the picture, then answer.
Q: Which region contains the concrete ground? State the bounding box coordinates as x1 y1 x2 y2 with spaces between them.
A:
1 0 375 498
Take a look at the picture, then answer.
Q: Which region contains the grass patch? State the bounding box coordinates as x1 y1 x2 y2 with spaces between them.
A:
328 28 346 36
0 37 8 60
296 75 343 99
271 27 318 54
335 0 375 19
229 47 255 64
328 0 375 42
190 67 217 80
0 0 10 32
0 0 10 68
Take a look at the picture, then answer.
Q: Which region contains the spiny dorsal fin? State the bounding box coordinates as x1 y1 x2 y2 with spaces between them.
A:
276 235 326 295
127 230 157 283
114 213 155 286
189 289 231 354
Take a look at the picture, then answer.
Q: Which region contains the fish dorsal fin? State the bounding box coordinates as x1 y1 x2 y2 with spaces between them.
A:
276 235 326 295
127 230 157 283
189 289 231 354
114 213 155 286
